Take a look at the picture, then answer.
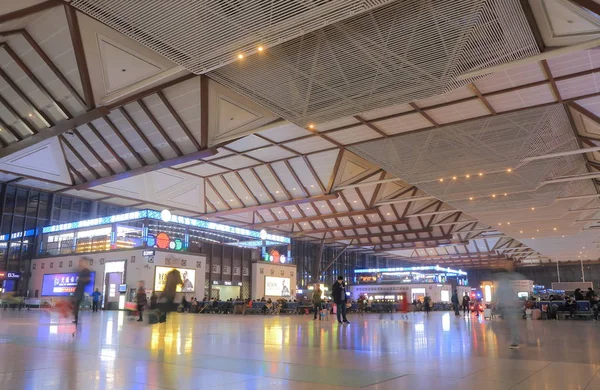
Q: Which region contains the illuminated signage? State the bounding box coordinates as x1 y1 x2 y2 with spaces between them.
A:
6 272 20 280
149 233 184 251
354 265 467 275
142 250 155 257
41 209 290 244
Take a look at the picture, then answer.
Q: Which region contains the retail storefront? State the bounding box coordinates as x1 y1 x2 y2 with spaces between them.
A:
349 265 470 302
29 209 291 306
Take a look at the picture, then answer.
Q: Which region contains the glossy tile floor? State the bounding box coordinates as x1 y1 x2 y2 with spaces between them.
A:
0 310 599 390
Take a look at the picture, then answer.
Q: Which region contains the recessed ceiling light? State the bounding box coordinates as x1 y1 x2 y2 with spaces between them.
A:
237 53 244 59
492 194 496 198
520 230 523 233
531 207 535 211
507 168 512 173
276 191 279 194
387 213 390 215
257 46 264 52
469 197 473 200
452 176 457 180
353 200 357 203
553 228 557 231
478 173 483 176
504 193 507 196
439 178 444 182
308 124 315 129
292 188 296 190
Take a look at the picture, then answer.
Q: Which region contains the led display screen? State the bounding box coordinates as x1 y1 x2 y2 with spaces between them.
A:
154 266 195 292
41 272 96 296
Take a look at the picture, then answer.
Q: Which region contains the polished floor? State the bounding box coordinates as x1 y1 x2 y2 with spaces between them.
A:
0 310 599 390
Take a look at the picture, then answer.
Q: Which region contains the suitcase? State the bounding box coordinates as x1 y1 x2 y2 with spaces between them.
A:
148 309 165 324
483 308 492 319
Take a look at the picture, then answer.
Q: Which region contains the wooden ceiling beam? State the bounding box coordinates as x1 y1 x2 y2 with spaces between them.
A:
138 100 182 156
120 107 164 162
156 90 202 150
70 147 218 190
251 208 377 228
324 229 434 243
292 221 416 236
204 193 340 218
64 5 94 110
0 0 61 24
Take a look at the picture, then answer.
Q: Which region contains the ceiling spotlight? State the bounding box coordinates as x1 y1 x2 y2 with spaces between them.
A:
292 188 296 190
308 124 315 129
28 113 33 117
507 168 512 173
504 193 507 196
536 229 539 232
478 173 483 176
452 176 457 180
276 191 279 194
520 230 523 233
237 53 244 59
532 237 535 240
507 222 510 225
310 185 314 188
466 174 471 178
498 223 502 226
492 194 496 198
439 178 444 182
387 213 390 215
469 197 474 200
553 228 557 231
531 207 535 211
257 46 264 52
353 200 357 203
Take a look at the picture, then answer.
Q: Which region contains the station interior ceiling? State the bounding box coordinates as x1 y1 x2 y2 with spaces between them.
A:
3 0 600 270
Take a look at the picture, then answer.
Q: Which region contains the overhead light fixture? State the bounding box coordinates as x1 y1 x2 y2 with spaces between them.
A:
492 194 496 198
257 46 264 52
439 178 444 182
452 176 457 180
507 168 512 173
478 173 483 176
308 124 315 129
469 197 474 200
237 54 244 59
465 174 470 178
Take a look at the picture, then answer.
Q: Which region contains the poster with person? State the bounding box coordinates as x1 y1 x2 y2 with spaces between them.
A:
154 266 195 292
265 276 291 297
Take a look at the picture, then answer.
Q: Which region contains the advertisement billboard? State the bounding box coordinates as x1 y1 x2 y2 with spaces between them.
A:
265 276 291 297
154 266 195 292
41 272 96 296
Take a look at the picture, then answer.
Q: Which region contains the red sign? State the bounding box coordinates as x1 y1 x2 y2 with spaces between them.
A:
156 232 170 249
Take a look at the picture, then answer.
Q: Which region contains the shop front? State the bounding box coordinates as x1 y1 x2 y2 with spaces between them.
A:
29 209 291 307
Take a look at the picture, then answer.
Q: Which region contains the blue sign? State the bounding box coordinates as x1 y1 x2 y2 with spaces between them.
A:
354 265 467 275
41 272 96 297
41 209 290 244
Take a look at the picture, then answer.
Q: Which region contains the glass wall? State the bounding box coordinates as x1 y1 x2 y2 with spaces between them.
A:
0 183 132 294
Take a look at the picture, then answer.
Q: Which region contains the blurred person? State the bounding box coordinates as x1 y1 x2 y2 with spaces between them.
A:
150 291 158 310
91 288 101 313
586 287 595 300
136 281 146 321
332 276 349 324
574 288 585 301
451 290 460 316
72 262 92 324
494 270 526 349
423 295 431 315
462 294 470 315
312 284 323 320
157 268 183 323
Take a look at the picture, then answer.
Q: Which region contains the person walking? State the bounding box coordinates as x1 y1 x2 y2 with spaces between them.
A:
91 288 101 313
150 291 158 310
451 290 460 316
312 284 323 320
136 281 146 322
423 295 432 315
332 276 349 324
494 270 526 349
158 269 183 323
462 294 470 315
72 263 92 324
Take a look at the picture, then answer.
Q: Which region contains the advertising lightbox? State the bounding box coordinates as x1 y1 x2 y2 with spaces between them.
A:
41 272 96 296
265 276 291 297
154 266 195 292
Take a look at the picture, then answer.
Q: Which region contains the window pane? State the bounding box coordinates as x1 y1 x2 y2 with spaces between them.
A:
61 197 72 209
26 193 39 217
1 215 12 235
4 186 16 212
12 216 24 232
38 194 49 218
73 199 82 211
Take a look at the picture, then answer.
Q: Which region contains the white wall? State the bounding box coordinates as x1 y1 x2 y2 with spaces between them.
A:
29 250 206 302
251 262 297 300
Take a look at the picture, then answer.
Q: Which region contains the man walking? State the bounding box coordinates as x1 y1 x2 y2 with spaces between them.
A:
332 276 350 324
91 288 101 312
462 294 470 315
72 263 91 324
136 281 146 322
312 284 322 320
158 269 183 323
451 290 460 316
